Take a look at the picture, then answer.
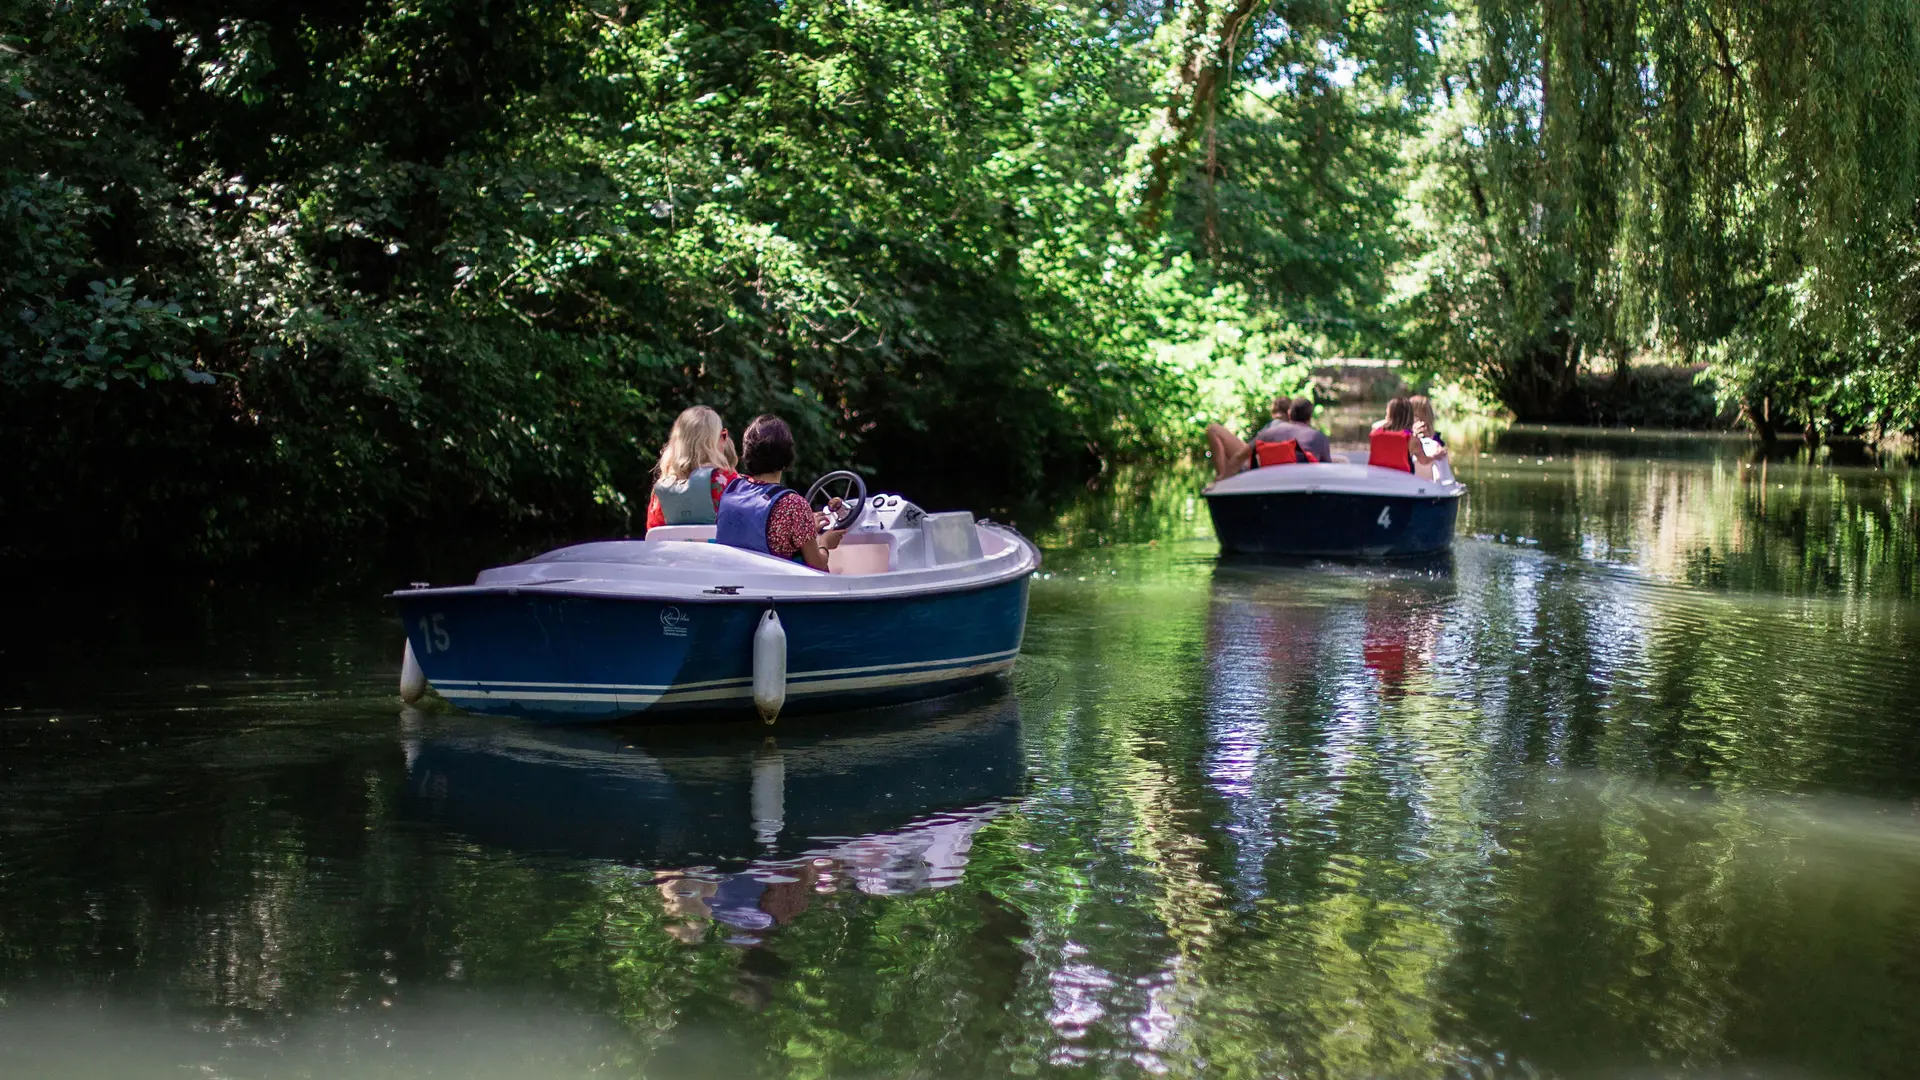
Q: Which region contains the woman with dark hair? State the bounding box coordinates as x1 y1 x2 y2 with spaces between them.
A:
715 414 845 570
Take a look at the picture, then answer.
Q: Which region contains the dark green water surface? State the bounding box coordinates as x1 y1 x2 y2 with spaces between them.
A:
3 427 1918 1079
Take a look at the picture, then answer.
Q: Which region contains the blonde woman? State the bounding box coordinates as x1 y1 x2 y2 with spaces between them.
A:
645 405 739 530
1408 395 1455 483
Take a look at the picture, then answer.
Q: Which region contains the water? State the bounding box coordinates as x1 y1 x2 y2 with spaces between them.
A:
2 426 1918 1079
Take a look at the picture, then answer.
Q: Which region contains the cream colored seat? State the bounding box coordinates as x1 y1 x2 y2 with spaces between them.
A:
644 525 717 543
828 537 893 575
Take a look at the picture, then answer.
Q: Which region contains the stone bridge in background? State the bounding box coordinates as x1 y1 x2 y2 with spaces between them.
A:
1309 358 1411 404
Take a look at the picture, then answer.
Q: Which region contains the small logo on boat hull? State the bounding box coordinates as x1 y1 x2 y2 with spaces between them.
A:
660 606 690 638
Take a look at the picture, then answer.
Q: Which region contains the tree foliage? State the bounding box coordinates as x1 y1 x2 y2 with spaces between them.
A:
3 0 1438 566
13 0 1914 566
1398 0 1920 434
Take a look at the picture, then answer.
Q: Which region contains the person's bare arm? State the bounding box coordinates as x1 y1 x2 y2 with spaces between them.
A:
1409 422 1436 465
800 529 845 571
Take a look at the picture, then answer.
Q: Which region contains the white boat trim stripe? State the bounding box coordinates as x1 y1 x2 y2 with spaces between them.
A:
430 647 1020 693
790 648 1019 680
434 658 1016 706
788 659 1016 696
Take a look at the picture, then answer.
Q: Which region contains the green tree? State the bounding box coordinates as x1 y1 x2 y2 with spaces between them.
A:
1397 0 1920 435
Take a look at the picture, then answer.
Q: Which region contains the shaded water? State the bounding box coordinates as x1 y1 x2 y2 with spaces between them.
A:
3 426 1918 1078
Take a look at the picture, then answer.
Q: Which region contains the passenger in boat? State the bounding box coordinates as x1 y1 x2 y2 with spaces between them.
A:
1205 394 1324 481
1287 398 1333 464
715 414 846 570
1248 396 1327 468
645 405 739 529
1205 396 1280 482
1367 397 1437 474
1408 395 1456 483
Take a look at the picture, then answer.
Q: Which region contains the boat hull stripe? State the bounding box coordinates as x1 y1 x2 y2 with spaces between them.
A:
434 657 1017 705
429 647 1022 694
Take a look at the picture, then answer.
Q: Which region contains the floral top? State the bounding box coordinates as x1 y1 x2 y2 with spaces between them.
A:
644 467 738 530
764 491 817 557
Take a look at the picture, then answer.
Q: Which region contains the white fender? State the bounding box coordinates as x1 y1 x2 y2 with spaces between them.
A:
752 608 787 723
400 706 425 770
751 743 785 845
400 639 427 704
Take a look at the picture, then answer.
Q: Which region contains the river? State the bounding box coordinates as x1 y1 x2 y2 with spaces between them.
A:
2 424 1917 1078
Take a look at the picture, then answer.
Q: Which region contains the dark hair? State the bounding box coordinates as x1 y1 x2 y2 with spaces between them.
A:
740 414 796 475
1271 395 1292 418
1384 397 1413 431
1289 398 1315 423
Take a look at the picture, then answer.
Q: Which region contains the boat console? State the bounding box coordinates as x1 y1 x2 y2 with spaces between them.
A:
826 494 984 574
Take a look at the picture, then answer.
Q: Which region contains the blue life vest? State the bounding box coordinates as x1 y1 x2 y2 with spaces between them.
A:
716 477 801 558
652 465 718 525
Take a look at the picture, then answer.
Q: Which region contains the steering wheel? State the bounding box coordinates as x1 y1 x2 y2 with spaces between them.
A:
804 470 867 533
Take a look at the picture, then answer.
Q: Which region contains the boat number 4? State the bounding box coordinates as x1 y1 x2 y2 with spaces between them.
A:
1376 507 1393 528
417 614 451 654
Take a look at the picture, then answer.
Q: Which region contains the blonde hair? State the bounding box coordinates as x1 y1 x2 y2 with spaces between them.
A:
652 405 735 484
1409 395 1439 434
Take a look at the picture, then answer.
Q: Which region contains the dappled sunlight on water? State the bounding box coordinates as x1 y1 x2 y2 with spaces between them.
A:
1457 427 1918 602
2 428 1918 1077
1010 528 1920 1075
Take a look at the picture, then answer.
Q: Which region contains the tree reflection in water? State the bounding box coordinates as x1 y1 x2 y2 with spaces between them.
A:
996 431 1919 1076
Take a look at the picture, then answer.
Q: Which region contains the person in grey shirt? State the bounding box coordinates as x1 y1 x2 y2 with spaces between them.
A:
1208 394 1290 480
1286 398 1332 463
1206 394 1331 480
1250 398 1330 463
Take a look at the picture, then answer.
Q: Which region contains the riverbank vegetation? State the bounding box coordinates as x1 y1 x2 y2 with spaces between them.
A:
4 1 1917 565
1396 0 1920 441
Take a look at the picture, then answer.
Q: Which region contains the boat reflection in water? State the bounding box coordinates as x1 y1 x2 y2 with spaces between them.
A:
401 688 1023 943
1203 554 1459 718
1198 558 1462 899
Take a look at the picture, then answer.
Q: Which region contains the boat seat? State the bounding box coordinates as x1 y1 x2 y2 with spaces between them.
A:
829 530 896 575
645 524 717 543
828 543 892 575
924 512 983 564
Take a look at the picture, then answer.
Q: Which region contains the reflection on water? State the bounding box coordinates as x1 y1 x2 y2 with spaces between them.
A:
402 694 1022 946
1 427 1919 1077
0 994 637 1080
1009 534 1920 1076
1460 426 1918 601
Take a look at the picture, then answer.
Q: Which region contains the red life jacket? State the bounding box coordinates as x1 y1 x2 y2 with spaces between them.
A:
1252 438 1317 467
1368 429 1414 472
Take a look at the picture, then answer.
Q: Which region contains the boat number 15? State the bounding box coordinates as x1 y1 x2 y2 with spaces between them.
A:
418 614 451 654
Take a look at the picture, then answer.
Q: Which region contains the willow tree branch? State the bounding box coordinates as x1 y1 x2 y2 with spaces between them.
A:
1131 0 1270 233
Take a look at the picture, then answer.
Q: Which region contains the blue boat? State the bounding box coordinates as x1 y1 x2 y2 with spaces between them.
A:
392 479 1041 724
1204 462 1464 557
